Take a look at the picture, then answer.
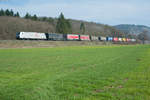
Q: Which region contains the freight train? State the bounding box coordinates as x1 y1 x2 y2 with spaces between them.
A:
16 32 136 42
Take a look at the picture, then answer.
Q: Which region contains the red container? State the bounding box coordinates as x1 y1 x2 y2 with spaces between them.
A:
67 34 79 40
80 35 90 40
113 37 118 42
126 38 130 42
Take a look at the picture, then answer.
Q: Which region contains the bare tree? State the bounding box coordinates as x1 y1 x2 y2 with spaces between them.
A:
138 30 149 44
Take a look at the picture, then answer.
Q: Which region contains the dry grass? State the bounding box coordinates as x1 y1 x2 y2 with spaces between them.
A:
0 40 113 48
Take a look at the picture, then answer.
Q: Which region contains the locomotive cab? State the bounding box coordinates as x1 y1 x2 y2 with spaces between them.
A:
16 32 20 39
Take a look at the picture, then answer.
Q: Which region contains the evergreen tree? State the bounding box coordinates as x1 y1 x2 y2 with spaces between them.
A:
80 22 85 34
56 13 72 34
16 12 20 17
25 13 31 19
10 9 14 16
0 9 5 16
1 9 5 16
5 9 10 16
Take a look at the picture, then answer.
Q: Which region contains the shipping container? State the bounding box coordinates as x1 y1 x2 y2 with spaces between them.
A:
66 34 79 40
91 36 99 41
122 38 127 42
19 32 47 40
126 38 130 42
47 33 64 41
128 39 131 42
113 37 118 42
100 37 107 41
80 35 90 41
118 38 122 42
107 37 113 41
131 39 136 42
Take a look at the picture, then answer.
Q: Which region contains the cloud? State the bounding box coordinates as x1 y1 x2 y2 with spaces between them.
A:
0 0 150 26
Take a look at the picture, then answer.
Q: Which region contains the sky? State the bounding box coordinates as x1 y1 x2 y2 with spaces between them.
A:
0 0 150 26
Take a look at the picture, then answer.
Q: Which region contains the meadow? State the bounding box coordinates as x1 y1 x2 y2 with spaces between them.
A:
0 45 150 100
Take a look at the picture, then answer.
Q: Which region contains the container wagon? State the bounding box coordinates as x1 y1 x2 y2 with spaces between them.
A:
80 35 90 41
91 36 99 41
100 37 107 41
113 37 119 42
47 33 64 41
107 37 113 41
65 34 80 41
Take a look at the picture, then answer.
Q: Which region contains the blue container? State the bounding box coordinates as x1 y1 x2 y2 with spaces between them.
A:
107 37 113 41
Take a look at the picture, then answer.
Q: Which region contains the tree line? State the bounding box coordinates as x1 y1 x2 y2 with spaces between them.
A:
0 9 73 34
0 9 20 17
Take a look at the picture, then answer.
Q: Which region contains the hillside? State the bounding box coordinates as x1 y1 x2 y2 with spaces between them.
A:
69 19 119 36
0 16 120 40
0 16 55 40
114 24 150 36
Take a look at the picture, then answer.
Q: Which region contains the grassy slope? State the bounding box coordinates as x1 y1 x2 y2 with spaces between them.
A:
0 45 149 100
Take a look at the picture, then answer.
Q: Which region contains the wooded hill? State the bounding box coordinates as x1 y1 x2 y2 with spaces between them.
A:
0 16 124 40
114 24 150 37
0 9 132 40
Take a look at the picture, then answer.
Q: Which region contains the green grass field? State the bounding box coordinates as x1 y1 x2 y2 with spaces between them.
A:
0 45 150 100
